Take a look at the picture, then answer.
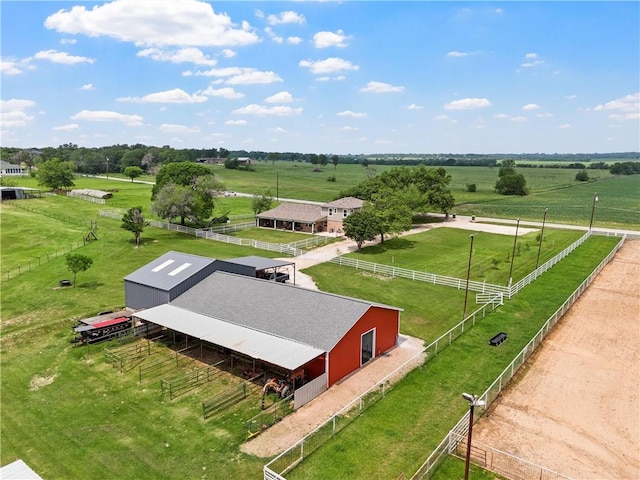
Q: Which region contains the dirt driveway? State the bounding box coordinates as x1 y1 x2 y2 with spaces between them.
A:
473 239 640 479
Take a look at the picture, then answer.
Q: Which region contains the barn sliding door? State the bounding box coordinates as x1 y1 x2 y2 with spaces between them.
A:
361 329 375 365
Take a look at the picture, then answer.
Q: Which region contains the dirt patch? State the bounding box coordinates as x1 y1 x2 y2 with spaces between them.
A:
241 334 425 458
29 374 57 390
473 239 640 479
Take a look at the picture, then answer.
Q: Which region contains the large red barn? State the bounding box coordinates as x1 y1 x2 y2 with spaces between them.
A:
133 270 401 389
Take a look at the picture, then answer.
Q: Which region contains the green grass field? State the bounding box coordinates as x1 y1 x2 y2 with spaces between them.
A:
0 166 634 479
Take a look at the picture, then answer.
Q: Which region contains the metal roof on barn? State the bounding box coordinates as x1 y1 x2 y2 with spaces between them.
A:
169 271 401 352
226 255 294 271
124 251 216 291
134 304 324 371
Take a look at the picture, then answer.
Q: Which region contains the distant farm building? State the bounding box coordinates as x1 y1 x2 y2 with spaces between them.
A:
0 186 42 200
0 160 24 176
68 189 113 200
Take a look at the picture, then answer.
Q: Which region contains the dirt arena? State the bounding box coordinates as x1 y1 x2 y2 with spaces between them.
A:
473 239 640 480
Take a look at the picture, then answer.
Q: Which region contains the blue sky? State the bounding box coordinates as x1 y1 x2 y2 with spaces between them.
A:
1 1 638 154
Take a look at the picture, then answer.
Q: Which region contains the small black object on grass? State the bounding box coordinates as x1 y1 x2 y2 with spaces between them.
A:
489 332 507 346
59 280 72 287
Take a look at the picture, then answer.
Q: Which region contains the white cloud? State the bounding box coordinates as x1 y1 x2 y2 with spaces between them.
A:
522 103 540 110
406 104 423 110
1 60 28 75
221 49 236 58
71 110 143 126
299 57 359 74
341 126 359 131
226 70 283 85
313 30 350 48
511 116 527 122
444 98 492 110
521 52 544 68
232 104 302 116
360 81 404 93
60 38 77 45
44 0 260 47
264 27 283 44
565 94 577 100
267 11 305 25
158 124 200 133
200 86 244 99
189 66 244 77
593 93 639 114
287 36 302 45
225 119 247 125
536 112 554 118
558 124 572 129
117 88 207 104
137 47 218 66
269 127 287 133
337 110 367 118
494 113 509 119
264 91 294 104
435 114 457 123
80 83 94 90
608 112 640 121
53 123 79 131
33 49 94 65
0 99 36 127
447 51 470 58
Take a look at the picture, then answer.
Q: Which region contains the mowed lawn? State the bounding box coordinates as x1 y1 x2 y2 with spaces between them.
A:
343 227 584 286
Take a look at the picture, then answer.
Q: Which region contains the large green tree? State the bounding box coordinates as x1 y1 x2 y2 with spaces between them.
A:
123 166 144 182
65 253 93 287
151 162 215 198
342 210 380 249
342 165 455 215
151 183 199 226
367 190 413 243
121 206 148 246
252 190 274 215
37 158 75 191
495 160 528 195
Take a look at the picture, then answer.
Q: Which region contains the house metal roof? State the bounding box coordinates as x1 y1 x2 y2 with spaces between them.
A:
0 459 43 480
227 255 294 271
256 203 325 223
170 271 401 352
124 251 216 291
134 304 324 371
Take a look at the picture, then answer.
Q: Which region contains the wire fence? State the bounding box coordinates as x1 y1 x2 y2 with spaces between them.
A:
410 235 626 480
3 241 88 281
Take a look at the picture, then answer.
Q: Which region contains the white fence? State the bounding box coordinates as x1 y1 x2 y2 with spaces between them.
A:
99 210 322 256
410 235 626 480
330 232 593 300
293 374 327 410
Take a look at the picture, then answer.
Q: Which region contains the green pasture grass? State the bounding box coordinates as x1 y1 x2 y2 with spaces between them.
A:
306 263 468 341
430 456 505 480
343 227 583 287
286 235 620 479
0 203 285 323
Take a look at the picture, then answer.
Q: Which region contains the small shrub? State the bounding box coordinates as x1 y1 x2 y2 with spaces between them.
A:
327 175 337 182
575 170 589 181
465 183 477 192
